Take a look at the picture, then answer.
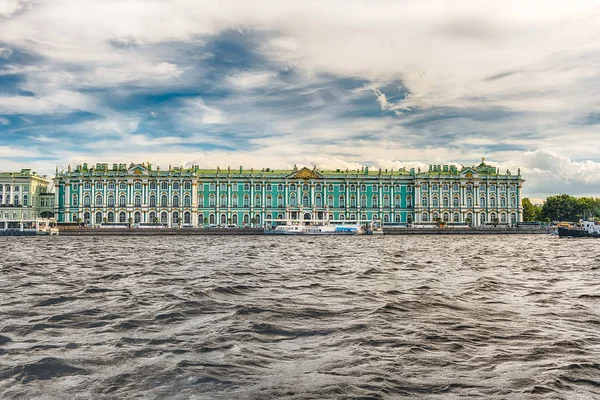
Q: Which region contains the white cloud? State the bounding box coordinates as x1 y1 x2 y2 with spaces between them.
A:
227 71 275 89
182 98 226 125
0 117 9 125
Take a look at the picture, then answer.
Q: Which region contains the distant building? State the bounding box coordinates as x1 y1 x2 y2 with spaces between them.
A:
52 160 523 228
0 168 54 230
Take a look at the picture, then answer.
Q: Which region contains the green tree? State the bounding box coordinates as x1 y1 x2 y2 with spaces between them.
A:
541 194 578 222
522 198 541 222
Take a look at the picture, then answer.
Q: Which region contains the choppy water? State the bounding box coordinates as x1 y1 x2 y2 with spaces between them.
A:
1 235 599 399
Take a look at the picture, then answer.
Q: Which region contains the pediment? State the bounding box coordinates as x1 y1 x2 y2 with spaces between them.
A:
286 167 323 180
460 168 479 179
128 164 149 176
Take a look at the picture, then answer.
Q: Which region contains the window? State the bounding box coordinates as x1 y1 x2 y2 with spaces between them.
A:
303 184 309 191
210 183 215 191
480 197 486 207
149 181 156 190
453 212 459 222
278 184 283 192
316 184 322 191
161 212 168 225
134 211 141 224
316 195 322 207
360 184 366 191
407 196 413 208
184 181 191 190
198 194 204 207
349 195 356 208
161 195 167 207
490 184 496 192
149 195 155 207
432 197 439 207
395 213 401 223
328 184 334 191
290 184 297 192
120 195 127 207
466 184 473 193
220 183 226 192
232 194 238 207
302 195 309 207
511 197 516 207
96 195 103 206
266 183 272 191
407 214 413 224
422 212 429 221
266 194 272 207
232 183 238 191
432 183 438 191
173 182 180 190
442 184 449 192
209 194 216 207
383 195 390 208
84 181 91 190
339 195 345 207
84 195 91 206
23 194 28 206
95 212 102 225
501 213 507 223
255 194 261 207
134 195 141 207
340 184 345 192
277 195 284 207
443 197 449 207
134 181 141 190
328 195 334 207
220 194 227 207
452 196 459 207
244 183 250 191
256 184 261 191
184 195 191 207
120 211 127 223
173 211 179 225
97 182 103 190
198 214 204 225
422 196 428 207
108 211 115 223
490 197 497 207
511 213 517 225
350 184 356 192
243 195 250 207
290 194 297 207
372 184 377 191
421 183 428 191
371 195 378 208
384 214 390 223
72 194 78 206
162 182 168 190
384 185 389 192
467 197 473 207
361 194 367 208
394 196 401 208
184 211 191 224
500 197 506 207
73 183 79 191
480 184 486 191
452 184 459 192
120 182 127 190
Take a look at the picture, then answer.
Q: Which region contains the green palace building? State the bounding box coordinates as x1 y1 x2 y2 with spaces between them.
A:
53 159 524 228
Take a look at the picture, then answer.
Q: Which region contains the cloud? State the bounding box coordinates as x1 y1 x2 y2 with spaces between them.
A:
0 117 9 125
226 71 275 89
182 98 226 125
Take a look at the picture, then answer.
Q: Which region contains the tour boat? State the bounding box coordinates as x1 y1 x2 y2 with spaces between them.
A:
265 222 364 235
558 220 600 238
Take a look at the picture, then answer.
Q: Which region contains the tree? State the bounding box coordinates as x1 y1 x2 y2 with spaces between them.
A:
522 198 541 222
541 194 578 222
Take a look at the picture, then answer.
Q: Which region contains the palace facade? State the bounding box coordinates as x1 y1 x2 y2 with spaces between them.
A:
53 160 524 228
0 168 54 230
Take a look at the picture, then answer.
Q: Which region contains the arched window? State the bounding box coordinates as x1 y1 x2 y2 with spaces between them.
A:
328 184 334 191
511 213 517 225
394 195 401 208
480 197 486 207
395 213 401 223
453 212 459 222
315 184 322 191
384 214 390 223
108 211 115 223
453 196 459 207
173 182 180 191
184 181 191 190
277 194 284 207
511 197 516 207
442 197 449 207
383 195 390 207
243 195 249 207
422 196 428 207
198 214 204 225
220 194 227 207
480 212 486 224
339 213 345 220
134 195 141 207
160 212 167 225
432 197 439 207
490 197 497 207
501 213 507 223
161 195 167 207
161 182 168 190
243 214 249 224
339 195 345 208
254 214 261 225
466 212 472 225
328 195 334 207
95 212 102 225
108 195 115 207
266 183 272 191
232 214 238 224
255 194 261 207
371 195 378 207
184 211 191 224
84 211 91 225
72 194 78 206
134 211 141 224
149 195 155 207
350 195 356 208
232 194 238 208
290 184 296 192
209 214 216 225
500 197 506 207
184 195 191 207
209 194 215 207
407 214 413 224
119 211 127 223
84 195 90 206
277 184 283 192
173 211 180 225
433 212 439 221
173 195 180 207
422 212 429 222
407 195 413 208
267 194 273 207
244 183 250 191
315 195 322 207
134 181 142 190
361 194 367 208
120 195 126 207
149 211 155 223
443 212 449 222
23 195 28 206
198 194 204 207
466 197 473 207
290 194 297 207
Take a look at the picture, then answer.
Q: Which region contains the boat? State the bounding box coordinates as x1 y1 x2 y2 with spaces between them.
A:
265 221 364 235
558 220 600 238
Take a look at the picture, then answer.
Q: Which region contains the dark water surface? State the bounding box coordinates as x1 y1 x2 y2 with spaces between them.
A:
1 235 599 399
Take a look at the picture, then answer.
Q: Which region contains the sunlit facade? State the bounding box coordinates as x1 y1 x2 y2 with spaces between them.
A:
53 160 523 227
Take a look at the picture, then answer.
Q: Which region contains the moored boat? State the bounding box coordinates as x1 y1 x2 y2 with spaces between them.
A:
265 221 364 235
558 220 600 238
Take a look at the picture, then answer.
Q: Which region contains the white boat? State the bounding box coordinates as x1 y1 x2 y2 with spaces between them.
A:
265 222 364 235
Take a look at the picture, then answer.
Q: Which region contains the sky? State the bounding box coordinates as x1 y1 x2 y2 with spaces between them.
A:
1 0 600 199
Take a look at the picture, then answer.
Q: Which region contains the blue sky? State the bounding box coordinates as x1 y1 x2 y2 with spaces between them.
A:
1 0 600 199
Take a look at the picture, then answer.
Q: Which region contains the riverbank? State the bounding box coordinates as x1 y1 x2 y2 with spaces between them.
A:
49 227 551 236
